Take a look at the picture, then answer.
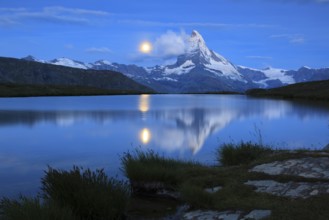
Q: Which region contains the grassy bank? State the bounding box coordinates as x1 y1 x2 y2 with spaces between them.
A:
246 80 329 101
2 143 329 219
123 143 329 219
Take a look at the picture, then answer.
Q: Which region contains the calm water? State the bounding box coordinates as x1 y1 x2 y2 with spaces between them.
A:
0 94 329 198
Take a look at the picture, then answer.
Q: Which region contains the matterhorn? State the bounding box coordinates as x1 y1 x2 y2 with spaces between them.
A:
138 30 253 92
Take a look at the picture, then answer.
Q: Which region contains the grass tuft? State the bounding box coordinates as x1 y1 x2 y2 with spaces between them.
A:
217 141 273 166
121 149 203 186
41 166 130 220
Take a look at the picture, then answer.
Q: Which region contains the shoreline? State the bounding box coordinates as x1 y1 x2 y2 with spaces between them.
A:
2 146 329 219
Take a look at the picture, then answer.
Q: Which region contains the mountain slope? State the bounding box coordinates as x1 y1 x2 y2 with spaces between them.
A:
0 57 154 95
246 80 329 100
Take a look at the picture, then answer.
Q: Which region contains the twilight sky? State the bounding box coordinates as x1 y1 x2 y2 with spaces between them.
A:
1 0 328 70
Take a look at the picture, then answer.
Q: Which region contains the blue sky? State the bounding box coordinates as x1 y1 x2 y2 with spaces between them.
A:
0 0 328 69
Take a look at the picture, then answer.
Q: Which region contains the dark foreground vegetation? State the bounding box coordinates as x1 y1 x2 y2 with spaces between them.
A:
246 79 329 101
0 167 129 220
1 142 329 219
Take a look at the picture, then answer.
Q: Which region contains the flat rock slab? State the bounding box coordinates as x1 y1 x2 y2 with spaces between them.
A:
204 186 223 194
245 180 329 198
183 209 271 220
241 210 272 220
250 157 329 179
183 210 241 220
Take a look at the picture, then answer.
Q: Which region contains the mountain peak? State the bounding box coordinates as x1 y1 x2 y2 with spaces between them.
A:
166 30 243 80
188 30 208 54
94 59 112 65
22 55 45 63
22 55 37 61
300 66 311 70
191 30 203 40
186 30 232 65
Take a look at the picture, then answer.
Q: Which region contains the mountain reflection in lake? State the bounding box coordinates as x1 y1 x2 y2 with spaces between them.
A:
0 95 328 198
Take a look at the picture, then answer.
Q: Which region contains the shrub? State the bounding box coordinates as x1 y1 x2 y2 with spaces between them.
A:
0 196 77 220
121 149 202 185
217 141 272 166
41 166 130 220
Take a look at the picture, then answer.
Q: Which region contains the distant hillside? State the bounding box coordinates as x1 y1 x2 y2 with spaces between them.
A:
246 80 329 101
0 57 154 96
0 83 151 97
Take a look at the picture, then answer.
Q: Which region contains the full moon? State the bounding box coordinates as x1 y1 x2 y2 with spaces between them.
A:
139 41 152 53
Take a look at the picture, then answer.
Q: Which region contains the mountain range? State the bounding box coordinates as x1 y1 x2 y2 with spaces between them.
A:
18 30 329 93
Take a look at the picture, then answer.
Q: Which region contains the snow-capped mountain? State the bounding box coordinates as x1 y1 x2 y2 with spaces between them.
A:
21 30 329 93
165 30 244 82
22 56 90 69
237 66 294 88
49 58 91 70
137 30 251 92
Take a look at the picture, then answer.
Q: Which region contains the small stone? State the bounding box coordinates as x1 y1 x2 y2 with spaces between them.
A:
242 210 272 220
156 189 180 200
183 210 241 220
310 189 319 196
204 186 222 194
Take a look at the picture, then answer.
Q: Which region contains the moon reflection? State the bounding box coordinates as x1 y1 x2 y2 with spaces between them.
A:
140 128 151 144
139 94 150 112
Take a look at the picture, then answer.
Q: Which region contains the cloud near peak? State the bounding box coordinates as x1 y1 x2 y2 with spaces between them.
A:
152 31 189 59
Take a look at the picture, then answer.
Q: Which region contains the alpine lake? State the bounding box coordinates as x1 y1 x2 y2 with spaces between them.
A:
0 94 328 198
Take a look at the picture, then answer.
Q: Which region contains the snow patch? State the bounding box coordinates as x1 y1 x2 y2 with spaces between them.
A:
181 60 194 68
205 59 245 81
164 60 195 75
50 58 88 69
262 67 295 84
237 65 260 72
144 67 153 74
94 60 112 66
154 77 178 82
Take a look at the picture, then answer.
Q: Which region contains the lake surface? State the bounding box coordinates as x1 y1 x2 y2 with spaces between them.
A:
0 94 329 198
